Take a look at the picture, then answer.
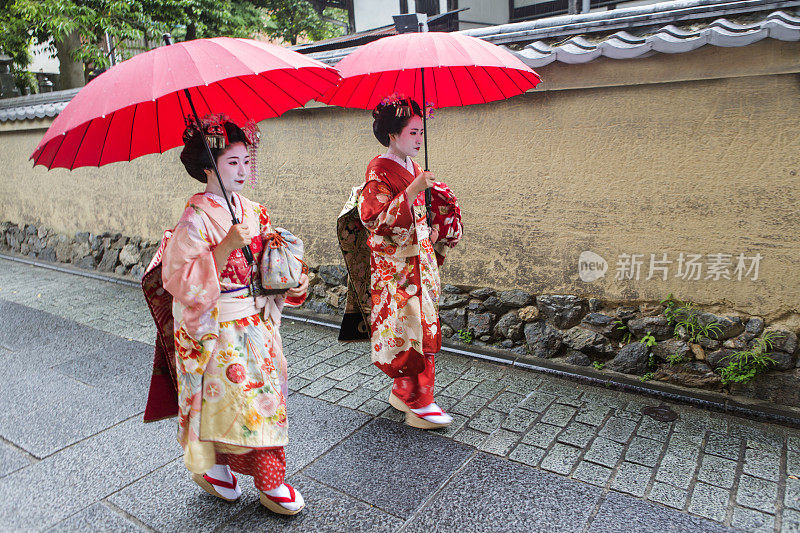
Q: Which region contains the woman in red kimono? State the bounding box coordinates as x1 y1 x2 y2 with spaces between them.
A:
338 95 463 429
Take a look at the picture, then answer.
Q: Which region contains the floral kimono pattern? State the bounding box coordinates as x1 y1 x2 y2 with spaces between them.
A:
347 155 462 378
160 192 299 474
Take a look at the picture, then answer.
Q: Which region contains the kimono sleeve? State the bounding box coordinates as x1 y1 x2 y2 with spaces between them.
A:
161 205 221 336
358 177 415 247
430 181 463 265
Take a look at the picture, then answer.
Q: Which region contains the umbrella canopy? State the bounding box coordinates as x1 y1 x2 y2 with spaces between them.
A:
318 31 541 110
31 37 340 170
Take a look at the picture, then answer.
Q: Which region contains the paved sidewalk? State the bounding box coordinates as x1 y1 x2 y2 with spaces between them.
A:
0 257 797 532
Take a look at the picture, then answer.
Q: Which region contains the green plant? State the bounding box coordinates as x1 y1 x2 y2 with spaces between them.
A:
640 372 655 382
456 329 473 344
640 331 657 347
647 353 658 371
660 293 678 324
613 319 633 344
592 361 605 371
666 352 688 366
718 332 779 386
669 301 722 343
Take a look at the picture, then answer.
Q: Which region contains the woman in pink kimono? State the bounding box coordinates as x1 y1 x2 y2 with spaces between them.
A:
337 96 463 429
157 115 308 515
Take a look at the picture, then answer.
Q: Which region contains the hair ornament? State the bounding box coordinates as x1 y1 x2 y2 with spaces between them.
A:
183 113 232 149
241 119 261 186
380 92 416 118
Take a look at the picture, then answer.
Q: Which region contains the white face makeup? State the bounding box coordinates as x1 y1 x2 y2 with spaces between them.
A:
388 115 424 160
204 142 250 195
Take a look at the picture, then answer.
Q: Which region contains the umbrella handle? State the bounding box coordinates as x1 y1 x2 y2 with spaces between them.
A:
163 33 256 267
420 65 434 229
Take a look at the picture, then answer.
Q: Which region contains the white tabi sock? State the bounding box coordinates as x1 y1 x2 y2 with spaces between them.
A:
205 464 241 500
264 483 305 511
409 402 453 424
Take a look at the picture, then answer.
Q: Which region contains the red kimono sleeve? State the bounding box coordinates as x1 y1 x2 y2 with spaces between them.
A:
358 179 416 248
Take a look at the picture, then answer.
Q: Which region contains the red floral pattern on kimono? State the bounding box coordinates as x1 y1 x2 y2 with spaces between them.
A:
357 156 462 377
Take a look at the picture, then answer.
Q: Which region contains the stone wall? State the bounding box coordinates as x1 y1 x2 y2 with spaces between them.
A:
3 220 799 412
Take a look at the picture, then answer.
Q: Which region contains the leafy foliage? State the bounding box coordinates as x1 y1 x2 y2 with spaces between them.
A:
456 328 473 344
261 0 346 45
640 331 657 347
0 0 345 88
613 319 633 345
592 361 605 371
666 351 688 366
718 331 779 386
661 294 721 343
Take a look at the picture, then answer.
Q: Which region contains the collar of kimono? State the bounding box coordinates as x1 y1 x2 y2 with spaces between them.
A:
367 155 421 196
187 192 257 232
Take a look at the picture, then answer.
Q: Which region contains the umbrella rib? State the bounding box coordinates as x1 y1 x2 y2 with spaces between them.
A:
194 86 214 117
448 67 466 107
177 90 188 122
44 133 67 169
462 66 487 105
481 65 510 101
215 81 250 121
230 75 278 118
96 109 116 167
344 72 373 110
492 65 526 97
412 67 418 106
290 66 336 96
361 72 383 110
429 67 439 108
128 103 139 162
69 123 91 170
155 98 162 154
277 69 319 108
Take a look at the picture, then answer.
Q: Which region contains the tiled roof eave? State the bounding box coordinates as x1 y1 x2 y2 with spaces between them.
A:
511 10 800 67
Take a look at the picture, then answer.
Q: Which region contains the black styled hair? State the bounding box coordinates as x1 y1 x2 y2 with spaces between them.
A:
179 121 250 183
372 97 423 147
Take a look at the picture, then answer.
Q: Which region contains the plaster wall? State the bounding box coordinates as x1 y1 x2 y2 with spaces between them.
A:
1 40 798 325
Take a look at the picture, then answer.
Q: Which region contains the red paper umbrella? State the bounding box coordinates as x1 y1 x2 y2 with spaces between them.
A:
31 36 340 170
318 31 540 110
319 31 539 220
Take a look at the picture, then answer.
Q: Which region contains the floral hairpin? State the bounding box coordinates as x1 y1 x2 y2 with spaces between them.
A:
425 101 436 119
380 92 415 117
183 113 231 149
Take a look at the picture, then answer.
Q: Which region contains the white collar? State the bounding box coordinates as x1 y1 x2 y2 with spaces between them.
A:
380 152 414 175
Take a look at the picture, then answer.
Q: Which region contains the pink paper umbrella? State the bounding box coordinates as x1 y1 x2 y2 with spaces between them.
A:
31 36 341 170
318 31 540 111
318 30 540 219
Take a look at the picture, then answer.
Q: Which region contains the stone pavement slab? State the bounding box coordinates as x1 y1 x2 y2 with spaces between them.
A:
108 459 262 532
0 417 178 531
403 452 604 533
591 491 733 533
217 474 404 533
1 257 796 531
45 503 145 533
303 418 474 518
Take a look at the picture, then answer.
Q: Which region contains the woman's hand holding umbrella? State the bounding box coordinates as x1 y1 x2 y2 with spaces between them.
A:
213 223 252 275
406 170 436 198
